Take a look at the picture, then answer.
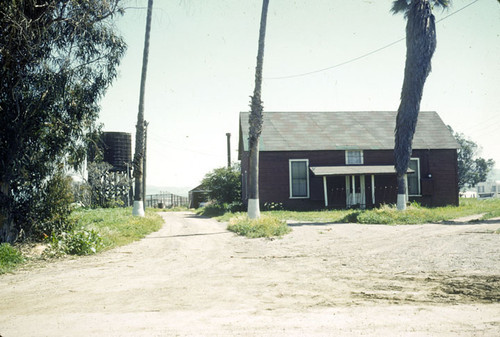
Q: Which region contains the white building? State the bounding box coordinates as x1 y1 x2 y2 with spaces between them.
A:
476 180 500 199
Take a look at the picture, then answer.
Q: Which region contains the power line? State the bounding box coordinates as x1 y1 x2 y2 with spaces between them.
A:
266 0 481 80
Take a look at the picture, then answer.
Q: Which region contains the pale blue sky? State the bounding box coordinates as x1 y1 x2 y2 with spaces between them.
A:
99 0 500 191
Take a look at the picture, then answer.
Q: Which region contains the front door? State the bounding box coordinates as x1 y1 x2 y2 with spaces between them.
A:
346 175 366 208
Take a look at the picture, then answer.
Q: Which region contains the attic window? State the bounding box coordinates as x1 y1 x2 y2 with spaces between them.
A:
345 150 363 165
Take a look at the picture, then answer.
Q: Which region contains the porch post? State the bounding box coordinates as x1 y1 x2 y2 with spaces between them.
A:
352 175 356 205
345 176 350 207
371 174 375 205
323 176 328 207
360 175 366 208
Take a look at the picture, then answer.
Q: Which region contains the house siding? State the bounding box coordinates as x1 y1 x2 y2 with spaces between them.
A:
241 148 459 209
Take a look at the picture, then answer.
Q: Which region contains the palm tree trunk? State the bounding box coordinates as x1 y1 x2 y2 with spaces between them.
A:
132 0 153 217
247 0 270 219
394 0 436 210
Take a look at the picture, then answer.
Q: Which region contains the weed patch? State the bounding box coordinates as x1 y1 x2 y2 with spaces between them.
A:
228 214 291 238
0 243 25 274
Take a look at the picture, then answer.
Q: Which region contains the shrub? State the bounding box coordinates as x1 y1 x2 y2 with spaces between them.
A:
201 164 241 205
227 214 291 238
30 171 75 240
0 243 25 273
46 229 103 257
198 201 244 217
263 202 284 211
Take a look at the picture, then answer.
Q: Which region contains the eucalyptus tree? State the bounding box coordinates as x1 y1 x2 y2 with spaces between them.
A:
0 0 126 243
132 0 153 216
247 0 270 219
392 0 449 210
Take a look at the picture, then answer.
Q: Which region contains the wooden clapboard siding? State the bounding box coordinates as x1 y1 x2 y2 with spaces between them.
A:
240 148 458 209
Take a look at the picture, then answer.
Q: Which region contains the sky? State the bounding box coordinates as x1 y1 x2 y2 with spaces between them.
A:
99 0 500 194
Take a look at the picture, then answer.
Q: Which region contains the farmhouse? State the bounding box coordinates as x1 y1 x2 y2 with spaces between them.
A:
239 111 460 210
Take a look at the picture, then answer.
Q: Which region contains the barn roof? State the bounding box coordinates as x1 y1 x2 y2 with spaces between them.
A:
239 111 459 152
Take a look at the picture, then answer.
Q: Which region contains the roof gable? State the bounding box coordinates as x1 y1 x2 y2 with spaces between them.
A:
239 111 459 152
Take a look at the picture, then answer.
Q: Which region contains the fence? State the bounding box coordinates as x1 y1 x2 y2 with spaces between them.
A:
145 192 189 209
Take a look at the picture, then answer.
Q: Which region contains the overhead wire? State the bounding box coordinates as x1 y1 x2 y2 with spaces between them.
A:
265 0 482 80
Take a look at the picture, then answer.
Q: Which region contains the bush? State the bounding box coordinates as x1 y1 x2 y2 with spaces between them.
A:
227 214 291 238
198 201 245 217
263 202 284 211
30 171 75 240
46 229 103 257
0 243 25 273
201 164 241 205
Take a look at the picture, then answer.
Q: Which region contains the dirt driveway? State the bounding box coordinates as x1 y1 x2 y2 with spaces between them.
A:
1 212 499 336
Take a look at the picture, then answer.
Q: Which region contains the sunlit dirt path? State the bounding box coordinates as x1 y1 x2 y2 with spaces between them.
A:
1 212 499 336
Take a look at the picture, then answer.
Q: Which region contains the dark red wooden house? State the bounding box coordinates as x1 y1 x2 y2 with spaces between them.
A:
239 111 459 210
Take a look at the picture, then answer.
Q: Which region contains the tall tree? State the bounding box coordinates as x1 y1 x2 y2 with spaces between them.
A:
392 0 449 210
247 0 270 219
0 1 126 243
452 130 495 190
132 0 153 216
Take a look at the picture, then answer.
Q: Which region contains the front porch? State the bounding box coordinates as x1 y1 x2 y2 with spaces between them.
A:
310 165 413 209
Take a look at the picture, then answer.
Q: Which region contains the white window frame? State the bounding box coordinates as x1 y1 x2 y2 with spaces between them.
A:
289 159 310 199
345 150 364 165
407 158 421 196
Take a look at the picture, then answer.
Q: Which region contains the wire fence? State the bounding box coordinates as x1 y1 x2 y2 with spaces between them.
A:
145 192 189 209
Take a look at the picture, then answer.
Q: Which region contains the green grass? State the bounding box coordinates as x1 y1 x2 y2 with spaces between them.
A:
217 198 500 225
227 214 291 238
70 207 164 251
1 207 164 274
0 243 25 274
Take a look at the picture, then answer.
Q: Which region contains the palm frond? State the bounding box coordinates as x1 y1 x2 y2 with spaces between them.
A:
392 0 451 16
432 0 451 9
391 0 411 15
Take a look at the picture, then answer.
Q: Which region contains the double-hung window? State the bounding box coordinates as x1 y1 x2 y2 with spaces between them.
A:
407 158 421 196
289 159 309 198
345 150 363 165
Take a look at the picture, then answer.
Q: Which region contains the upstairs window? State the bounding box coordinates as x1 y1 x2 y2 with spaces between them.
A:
289 159 309 198
345 150 363 165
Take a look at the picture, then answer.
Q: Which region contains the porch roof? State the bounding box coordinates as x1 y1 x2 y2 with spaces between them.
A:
310 165 413 176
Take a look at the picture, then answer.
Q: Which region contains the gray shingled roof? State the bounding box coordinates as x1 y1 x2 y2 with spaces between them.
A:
239 111 459 152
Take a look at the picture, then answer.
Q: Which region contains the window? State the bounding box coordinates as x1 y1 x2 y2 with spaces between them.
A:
345 150 363 165
407 158 421 196
289 159 309 198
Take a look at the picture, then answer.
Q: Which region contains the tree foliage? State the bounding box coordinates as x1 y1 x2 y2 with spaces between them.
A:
201 164 241 206
453 130 495 190
0 0 126 243
391 0 450 15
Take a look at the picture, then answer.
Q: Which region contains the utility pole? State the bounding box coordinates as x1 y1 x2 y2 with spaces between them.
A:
226 133 231 168
143 120 149 211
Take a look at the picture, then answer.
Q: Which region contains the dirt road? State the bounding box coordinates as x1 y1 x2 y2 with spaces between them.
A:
1 212 499 336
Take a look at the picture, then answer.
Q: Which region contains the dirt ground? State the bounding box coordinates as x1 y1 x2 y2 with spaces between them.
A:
1 212 499 336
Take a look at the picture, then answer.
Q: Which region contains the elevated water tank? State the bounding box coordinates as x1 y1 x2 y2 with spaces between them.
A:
102 132 132 172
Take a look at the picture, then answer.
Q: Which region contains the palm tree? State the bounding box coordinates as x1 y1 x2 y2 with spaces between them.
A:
132 0 153 216
247 0 270 219
392 0 449 210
